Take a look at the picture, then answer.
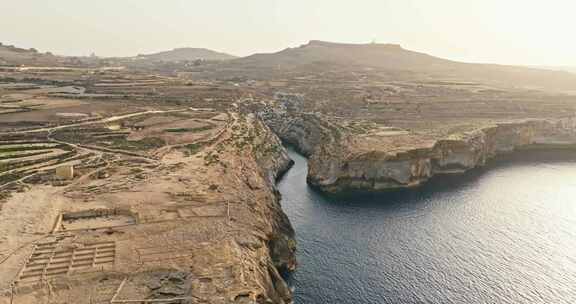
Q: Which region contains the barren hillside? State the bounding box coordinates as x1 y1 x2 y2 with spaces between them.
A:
137 47 237 62
226 40 576 92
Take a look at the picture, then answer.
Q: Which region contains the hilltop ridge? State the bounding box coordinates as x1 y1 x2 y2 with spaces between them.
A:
232 40 450 70
136 47 237 62
222 40 576 92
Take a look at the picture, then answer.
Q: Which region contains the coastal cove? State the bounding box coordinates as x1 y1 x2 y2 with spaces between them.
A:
278 147 576 304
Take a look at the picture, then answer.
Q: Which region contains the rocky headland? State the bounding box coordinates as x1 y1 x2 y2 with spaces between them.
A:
258 95 576 193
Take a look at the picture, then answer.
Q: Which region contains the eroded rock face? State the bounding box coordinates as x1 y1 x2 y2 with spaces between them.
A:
0 110 297 304
259 98 576 193
324 119 576 192
228 113 297 303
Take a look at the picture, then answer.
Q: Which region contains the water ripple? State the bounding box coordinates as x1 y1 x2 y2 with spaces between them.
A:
279 149 576 304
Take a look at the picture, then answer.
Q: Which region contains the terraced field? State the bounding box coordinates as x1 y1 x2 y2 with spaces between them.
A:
0 140 79 187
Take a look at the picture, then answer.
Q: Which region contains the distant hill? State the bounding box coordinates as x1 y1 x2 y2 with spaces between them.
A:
233 40 454 70
0 43 59 66
227 40 576 92
0 43 236 67
0 42 102 67
137 48 237 62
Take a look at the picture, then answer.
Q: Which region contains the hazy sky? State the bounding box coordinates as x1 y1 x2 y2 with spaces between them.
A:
2 0 575 66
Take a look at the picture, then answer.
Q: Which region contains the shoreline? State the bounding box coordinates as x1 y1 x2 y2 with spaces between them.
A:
259 106 576 194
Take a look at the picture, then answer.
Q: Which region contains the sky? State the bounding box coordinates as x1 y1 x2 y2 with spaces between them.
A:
1 0 575 66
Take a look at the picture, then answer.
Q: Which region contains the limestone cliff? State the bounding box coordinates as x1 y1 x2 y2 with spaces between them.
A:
258 96 576 193
206 112 297 303
248 114 297 275
321 119 576 192
0 110 297 304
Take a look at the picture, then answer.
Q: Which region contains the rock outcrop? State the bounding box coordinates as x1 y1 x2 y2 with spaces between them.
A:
248 114 298 276
258 96 576 193
0 109 297 304
204 112 297 303
319 119 576 192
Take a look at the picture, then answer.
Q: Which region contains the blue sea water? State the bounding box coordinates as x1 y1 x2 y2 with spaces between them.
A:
278 148 576 304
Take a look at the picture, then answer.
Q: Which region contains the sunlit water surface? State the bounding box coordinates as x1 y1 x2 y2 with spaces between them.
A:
278 148 576 304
